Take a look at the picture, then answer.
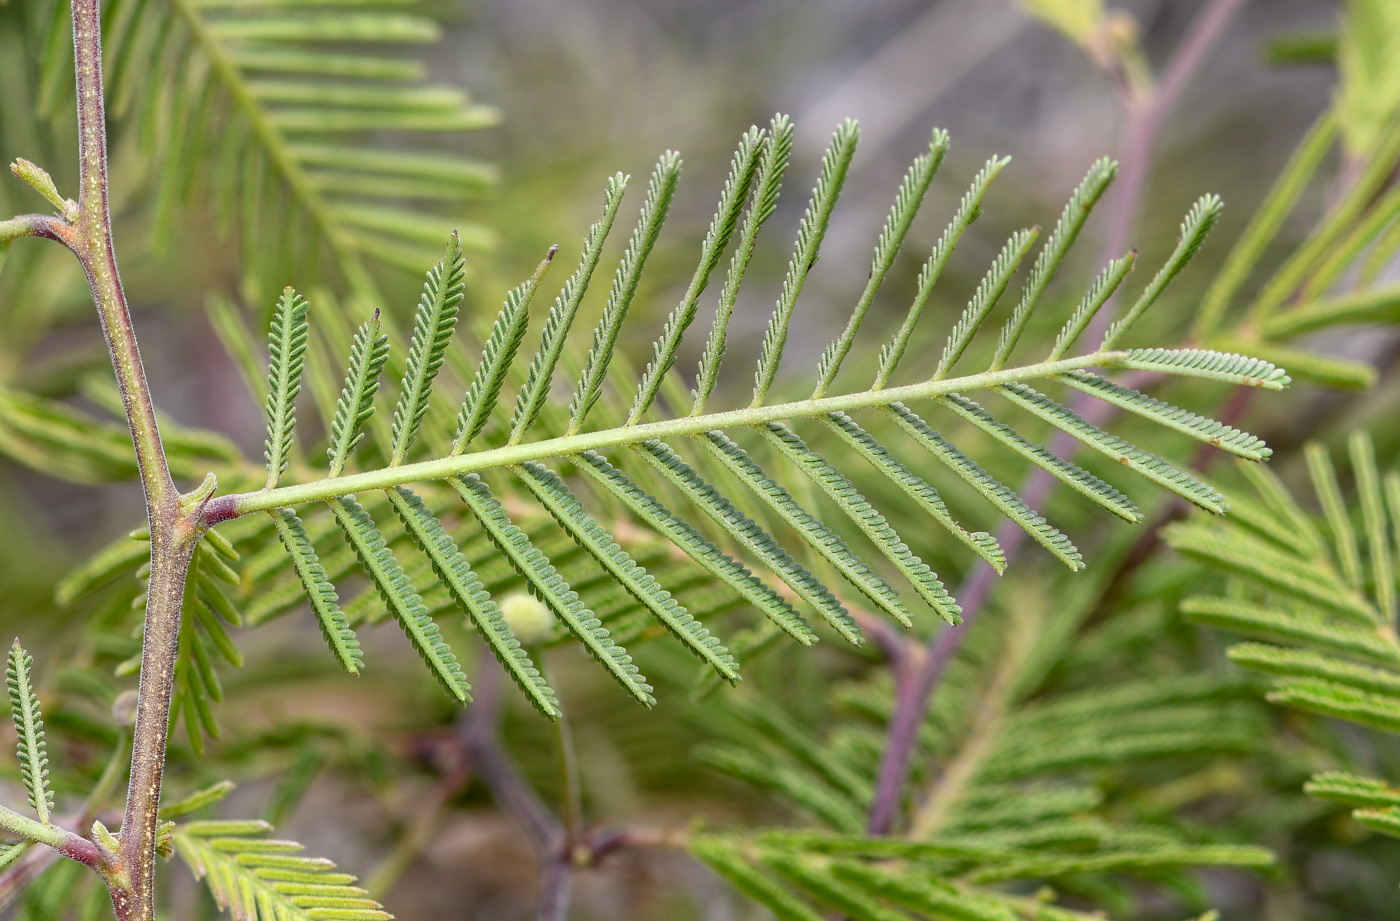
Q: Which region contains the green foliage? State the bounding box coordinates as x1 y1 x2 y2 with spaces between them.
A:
814 129 948 398
1336 0 1400 157
263 289 310 489
752 120 858 406
569 153 681 433
184 116 1280 721
270 508 361 676
391 234 468 465
329 495 470 703
1168 432 1400 851
175 819 390 921
6 641 52 824
1191 44 1400 388
31 0 497 304
690 570 1277 921
694 116 794 412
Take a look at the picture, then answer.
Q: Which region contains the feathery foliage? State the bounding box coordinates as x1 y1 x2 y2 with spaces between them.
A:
30 0 499 305
6 642 51 824
691 565 1276 920
190 117 1285 718
752 120 859 406
694 116 794 413
174 808 391 921
263 289 310 489
391 233 468 465
569 153 681 434
1169 433 1400 853
813 129 949 398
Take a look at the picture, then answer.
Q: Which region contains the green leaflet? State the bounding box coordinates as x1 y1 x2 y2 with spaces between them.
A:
1182 596 1400 668
1262 281 1400 336
174 820 390 921
752 120 859 406
1306 772 1400 809
831 862 1017 921
511 174 629 442
689 837 826 921
262 287 309 487
1268 677 1400 734
161 780 237 820
386 487 559 719
0 841 35 875
270 508 362 675
730 706 871 810
1355 807 1400 839
1193 110 1338 340
764 852 904 921
700 744 864 832
814 128 948 398
1047 252 1135 361
1102 194 1223 349
887 402 1083 570
326 310 390 477
1115 348 1290 389
6 642 52 824
569 154 681 433
453 247 556 453
516 462 739 683
1170 524 1377 623
391 233 467 464
633 127 764 422
576 451 816 645
329 495 470 702
694 115 794 414
698 430 896 635
759 422 958 624
1304 445 1363 586
55 529 150 605
634 439 854 641
996 383 1229 514
991 157 1116 370
964 844 1273 884
450 474 655 707
936 227 1038 379
938 393 1141 523
820 413 1005 572
1228 643 1400 697
1061 370 1271 460
1351 431 1396 623
875 155 1009 389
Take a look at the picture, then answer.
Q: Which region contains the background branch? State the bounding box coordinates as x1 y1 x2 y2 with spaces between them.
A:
866 0 1249 836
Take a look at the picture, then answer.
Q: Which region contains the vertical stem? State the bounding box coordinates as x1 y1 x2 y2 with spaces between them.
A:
70 1 194 916
112 540 195 920
547 664 582 847
536 855 574 921
71 0 174 512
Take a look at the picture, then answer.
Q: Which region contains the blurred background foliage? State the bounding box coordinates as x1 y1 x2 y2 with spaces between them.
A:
4 0 1400 919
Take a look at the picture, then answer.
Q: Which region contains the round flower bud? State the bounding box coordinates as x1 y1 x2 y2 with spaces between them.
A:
500 592 552 646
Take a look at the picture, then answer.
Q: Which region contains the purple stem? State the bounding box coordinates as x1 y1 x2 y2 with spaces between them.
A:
866 0 1248 836
457 659 561 853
